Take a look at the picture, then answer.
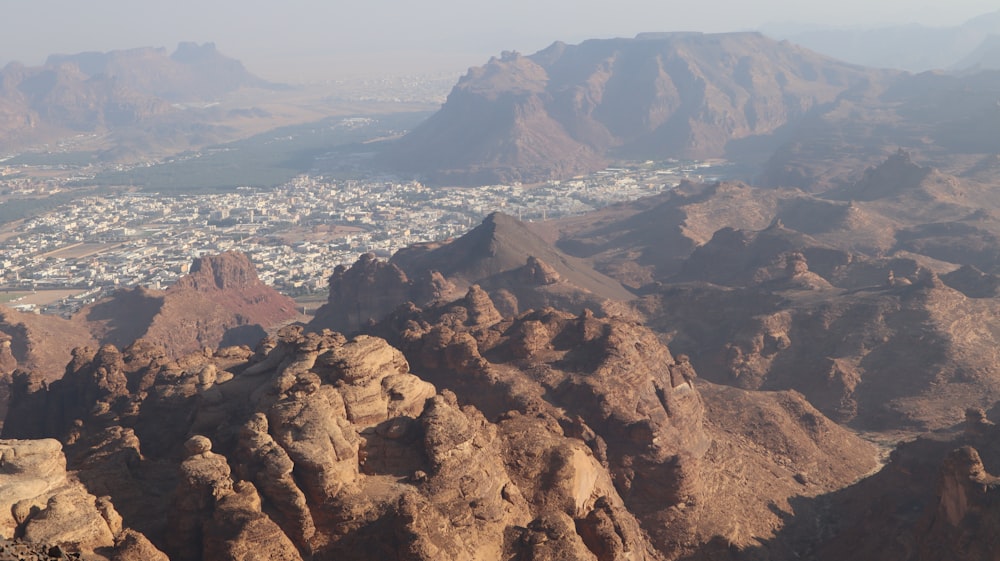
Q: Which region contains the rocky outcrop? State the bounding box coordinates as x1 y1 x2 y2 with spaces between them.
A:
310 214 633 337
168 436 301 561
914 445 1000 560
0 309 100 431
78 251 298 358
2 286 878 560
371 288 875 557
235 414 314 552
311 253 454 334
173 252 267 292
0 438 167 560
933 446 999 528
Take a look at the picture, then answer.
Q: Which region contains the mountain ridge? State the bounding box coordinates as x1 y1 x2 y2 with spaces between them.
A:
0 42 274 151
385 32 890 185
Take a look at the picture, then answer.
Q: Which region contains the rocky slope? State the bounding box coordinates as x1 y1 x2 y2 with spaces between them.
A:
732 409 1000 560
311 212 633 334
0 42 271 153
385 33 890 184
0 251 296 433
532 153 1000 432
2 284 875 560
0 438 167 560
76 250 298 358
759 69 1000 191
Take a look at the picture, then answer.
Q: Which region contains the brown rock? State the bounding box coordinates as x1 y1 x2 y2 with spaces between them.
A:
111 529 169 561
235 414 315 552
202 481 302 561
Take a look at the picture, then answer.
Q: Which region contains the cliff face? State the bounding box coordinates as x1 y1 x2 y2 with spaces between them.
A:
0 438 167 560
386 33 890 184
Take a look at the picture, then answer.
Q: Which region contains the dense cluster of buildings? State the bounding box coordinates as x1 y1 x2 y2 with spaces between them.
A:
0 161 724 314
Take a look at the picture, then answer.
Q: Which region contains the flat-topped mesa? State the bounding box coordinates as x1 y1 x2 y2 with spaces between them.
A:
172 251 262 292
385 33 889 184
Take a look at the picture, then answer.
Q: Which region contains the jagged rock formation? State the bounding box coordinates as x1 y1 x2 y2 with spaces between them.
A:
0 310 99 432
385 33 890 184
539 157 1000 430
738 409 1000 561
2 290 875 560
0 251 293 436
78 251 298 358
0 438 167 560
311 253 453 334
369 287 875 557
311 213 633 335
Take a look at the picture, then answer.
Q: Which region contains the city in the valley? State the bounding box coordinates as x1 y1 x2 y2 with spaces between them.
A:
0 158 727 315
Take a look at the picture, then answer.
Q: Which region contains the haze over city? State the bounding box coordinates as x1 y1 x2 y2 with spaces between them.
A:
2 0 999 80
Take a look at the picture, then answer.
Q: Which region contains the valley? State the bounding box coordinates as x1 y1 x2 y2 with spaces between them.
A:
5 20 1000 561
0 160 726 314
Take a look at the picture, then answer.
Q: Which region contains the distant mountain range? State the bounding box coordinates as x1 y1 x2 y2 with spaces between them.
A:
0 42 274 152
765 10 1000 72
385 32 891 185
385 30 1000 187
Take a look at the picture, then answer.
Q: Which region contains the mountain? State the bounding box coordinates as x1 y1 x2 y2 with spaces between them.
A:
759 69 1000 190
538 154 1000 429
311 212 633 334
385 32 889 185
10 153 1000 558
0 43 273 151
2 291 875 560
44 42 270 102
765 10 1000 72
0 251 297 432
77 251 298 356
955 32 1000 72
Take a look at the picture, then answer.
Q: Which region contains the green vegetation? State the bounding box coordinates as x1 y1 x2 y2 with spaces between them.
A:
0 193 79 225
75 112 430 193
0 291 30 303
6 151 98 166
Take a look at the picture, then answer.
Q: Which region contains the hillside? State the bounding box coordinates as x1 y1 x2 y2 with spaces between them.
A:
3 294 876 560
78 251 298 356
540 153 1000 431
310 212 633 334
0 42 273 152
385 32 890 184
767 10 1000 72
0 251 297 432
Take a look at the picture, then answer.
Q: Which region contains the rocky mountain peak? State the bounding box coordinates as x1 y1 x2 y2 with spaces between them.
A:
832 149 935 201
173 251 261 292
171 42 222 63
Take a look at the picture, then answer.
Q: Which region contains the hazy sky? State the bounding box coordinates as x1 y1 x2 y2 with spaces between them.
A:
1 0 998 81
